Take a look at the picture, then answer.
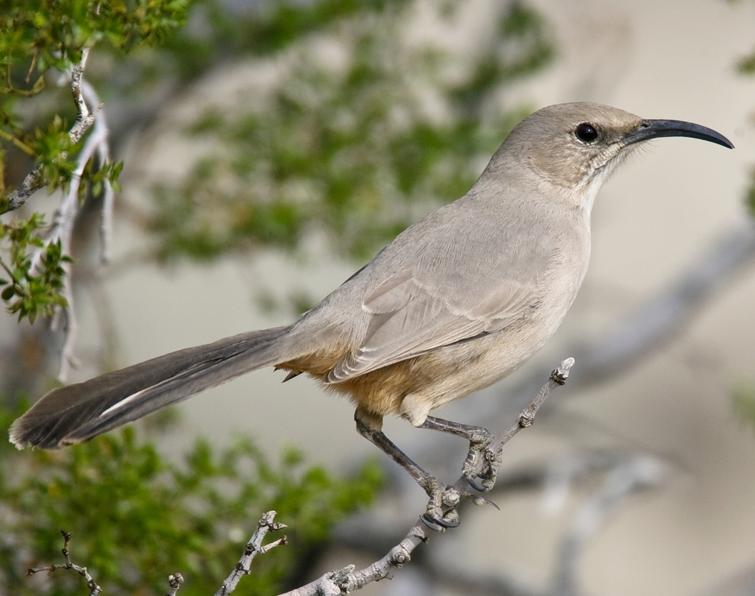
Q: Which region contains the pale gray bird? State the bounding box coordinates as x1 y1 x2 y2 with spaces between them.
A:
9 103 732 527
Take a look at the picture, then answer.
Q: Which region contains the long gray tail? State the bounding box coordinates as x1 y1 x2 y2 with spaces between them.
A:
9 325 292 450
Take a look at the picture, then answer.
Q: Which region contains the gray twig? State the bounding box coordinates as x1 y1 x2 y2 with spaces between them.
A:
82 79 115 266
278 358 575 596
492 358 575 449
27 530 102 596
699 562 755 596
336 449 664 595
23 54 114 382
2 47 96 214
281 525 427 596
215 510 288 596
550 456 665 596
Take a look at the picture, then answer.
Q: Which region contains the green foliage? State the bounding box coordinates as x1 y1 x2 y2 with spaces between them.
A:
733 382 755 432
153 0 404 80
0 404 382 595
0 0 191 321
30 115 78 193
736 47 755 75
147 1 553 266
746 167 755 218
0 0 191 85
0 214 70 322
738 44 755 222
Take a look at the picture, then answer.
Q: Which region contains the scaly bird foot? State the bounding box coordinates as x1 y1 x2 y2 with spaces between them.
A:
462 438 501 493
421 484 462 531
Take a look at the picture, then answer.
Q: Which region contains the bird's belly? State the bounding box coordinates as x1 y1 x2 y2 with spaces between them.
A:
422 323 549 405
313 265 585 424
404 281 580 418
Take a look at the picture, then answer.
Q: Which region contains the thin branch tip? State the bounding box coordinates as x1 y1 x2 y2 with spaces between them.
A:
214 510 287 596
551 356 576 385
27 530 102 595
166 572 185 595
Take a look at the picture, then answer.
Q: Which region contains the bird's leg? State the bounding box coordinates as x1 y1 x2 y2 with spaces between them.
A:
419 416 500 492
356 418 436 492
355 415 461 530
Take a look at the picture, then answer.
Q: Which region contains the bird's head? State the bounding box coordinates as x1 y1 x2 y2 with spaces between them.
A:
492 102 733 210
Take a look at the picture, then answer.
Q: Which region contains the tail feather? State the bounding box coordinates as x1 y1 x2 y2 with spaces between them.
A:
9 325 291 449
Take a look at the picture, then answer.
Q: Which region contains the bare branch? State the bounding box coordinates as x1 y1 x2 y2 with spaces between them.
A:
699 562 755 596
215 510 288 596
82 79 115 266
2 47 97 214
69 48 93 137
336 449 664 596
3 165 44 214
493 358 574 447
280 522 428 596
279 359 574 596
22 59 115 381
27 530 102 596
51 273 79 382
550 456 665 596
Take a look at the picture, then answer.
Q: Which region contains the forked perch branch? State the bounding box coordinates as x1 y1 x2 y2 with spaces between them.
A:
2 47 96 215
24 360 573 595
277 358 575 596
216 510 288 596
27 530 102 596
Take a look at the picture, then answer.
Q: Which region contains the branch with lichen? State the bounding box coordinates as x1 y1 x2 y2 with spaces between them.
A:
2 46 116 381
29 76 113 381
2 47 97 215
215 511 288 596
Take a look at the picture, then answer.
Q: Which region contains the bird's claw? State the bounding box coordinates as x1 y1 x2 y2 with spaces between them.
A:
421 484 462 531
421 507 460 531
465 473 495 492
462 441 500 493
471 493 500 510
420 509 461 532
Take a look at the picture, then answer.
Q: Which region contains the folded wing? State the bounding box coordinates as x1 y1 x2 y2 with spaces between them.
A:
326 270 536 383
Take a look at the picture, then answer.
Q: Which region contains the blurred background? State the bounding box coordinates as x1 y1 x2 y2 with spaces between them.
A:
1 1 755 594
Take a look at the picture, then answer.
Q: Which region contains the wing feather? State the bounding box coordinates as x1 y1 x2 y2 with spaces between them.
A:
327 272 535 383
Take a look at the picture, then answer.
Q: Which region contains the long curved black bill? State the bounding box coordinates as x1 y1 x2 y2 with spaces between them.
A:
624 119 734 149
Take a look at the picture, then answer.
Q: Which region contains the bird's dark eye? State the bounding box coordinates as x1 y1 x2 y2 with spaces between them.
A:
575 122 599 143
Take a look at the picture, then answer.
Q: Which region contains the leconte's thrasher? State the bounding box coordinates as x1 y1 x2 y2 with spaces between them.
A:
10 103 733 528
